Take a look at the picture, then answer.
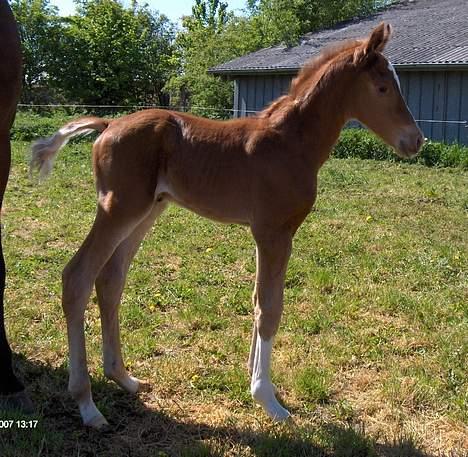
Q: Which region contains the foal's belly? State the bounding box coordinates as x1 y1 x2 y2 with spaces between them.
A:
155 178 251 225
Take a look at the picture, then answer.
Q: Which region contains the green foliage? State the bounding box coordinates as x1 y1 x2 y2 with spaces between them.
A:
12 0 175 105
166 1 255 117
334 129 468 168
247 0 379 46
53 0 175 105
10 0 62 103
11 109 129 140
191 0 229 30
246 0 301 46
11 111 73 141
418 139 468 168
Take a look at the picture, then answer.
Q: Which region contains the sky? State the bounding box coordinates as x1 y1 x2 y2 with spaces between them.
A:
49 0 248 23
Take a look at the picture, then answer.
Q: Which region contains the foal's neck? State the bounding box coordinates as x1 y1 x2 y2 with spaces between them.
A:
290 65 354 169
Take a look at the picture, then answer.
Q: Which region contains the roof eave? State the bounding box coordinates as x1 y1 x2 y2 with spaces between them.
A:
393 62 468 70
208 67 299 76
209 62 468 76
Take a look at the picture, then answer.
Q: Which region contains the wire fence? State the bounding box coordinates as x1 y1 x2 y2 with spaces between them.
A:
17 103 236 114
16 103 468 127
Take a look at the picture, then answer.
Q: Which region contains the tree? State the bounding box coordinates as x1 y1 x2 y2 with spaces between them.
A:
246 0 301 47
247 0 378 46
54 0 175 105
191 0 228 30
10 0 62 103
166 0 259 118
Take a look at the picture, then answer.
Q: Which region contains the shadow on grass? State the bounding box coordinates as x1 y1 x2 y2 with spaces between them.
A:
0 353 433 457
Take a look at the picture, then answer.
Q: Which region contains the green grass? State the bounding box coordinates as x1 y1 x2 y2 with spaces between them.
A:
0 140 466 456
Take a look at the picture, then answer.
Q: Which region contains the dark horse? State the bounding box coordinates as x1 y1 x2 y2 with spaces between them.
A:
0 0 32 411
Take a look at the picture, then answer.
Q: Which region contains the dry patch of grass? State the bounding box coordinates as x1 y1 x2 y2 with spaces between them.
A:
0 142 466 456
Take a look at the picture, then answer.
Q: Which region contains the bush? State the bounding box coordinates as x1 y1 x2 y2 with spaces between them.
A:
11 110 126 142
11 111 74 141
334 128 468 169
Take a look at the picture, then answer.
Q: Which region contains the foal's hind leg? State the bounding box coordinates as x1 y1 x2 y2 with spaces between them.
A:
96 202 167 394
63 200 153 428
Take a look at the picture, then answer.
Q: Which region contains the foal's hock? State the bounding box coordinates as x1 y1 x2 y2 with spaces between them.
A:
31 23 423 428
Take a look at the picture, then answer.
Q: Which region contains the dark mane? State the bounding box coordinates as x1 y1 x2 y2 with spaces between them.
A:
258 38 364 123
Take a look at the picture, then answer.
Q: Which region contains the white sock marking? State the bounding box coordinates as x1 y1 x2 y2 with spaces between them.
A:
250 335 290 421
79 398 108 428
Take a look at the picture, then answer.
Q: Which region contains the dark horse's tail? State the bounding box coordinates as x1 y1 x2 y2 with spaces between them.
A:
30 117 110 179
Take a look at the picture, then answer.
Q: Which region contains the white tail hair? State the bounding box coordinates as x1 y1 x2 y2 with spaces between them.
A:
30 117 109 179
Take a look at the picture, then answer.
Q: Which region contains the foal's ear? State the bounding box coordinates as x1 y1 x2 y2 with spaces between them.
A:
354 22 392 65
367 22 392 53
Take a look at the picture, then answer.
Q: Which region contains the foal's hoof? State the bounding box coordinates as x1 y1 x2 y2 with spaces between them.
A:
84 412 109 430
252 380 291 422
0 390 34 414
269 405 291 422
110 373 151 394
119 376 151 394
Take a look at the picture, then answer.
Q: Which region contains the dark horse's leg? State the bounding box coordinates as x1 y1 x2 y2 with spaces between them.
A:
0 0 33 412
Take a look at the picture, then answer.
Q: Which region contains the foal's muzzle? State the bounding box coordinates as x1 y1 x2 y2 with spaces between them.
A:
396 128 425 159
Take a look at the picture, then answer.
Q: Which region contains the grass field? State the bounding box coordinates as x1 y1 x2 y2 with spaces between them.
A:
0 140 466 456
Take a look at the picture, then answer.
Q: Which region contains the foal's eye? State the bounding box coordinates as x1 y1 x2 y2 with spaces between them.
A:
378 86 388 94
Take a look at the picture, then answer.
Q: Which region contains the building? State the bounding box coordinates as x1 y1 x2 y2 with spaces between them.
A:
209 0 468 144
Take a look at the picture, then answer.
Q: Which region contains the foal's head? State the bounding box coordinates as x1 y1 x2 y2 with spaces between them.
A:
350 23 424 158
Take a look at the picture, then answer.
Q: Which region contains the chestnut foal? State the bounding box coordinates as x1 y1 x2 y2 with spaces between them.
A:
31 24 423 428
0 0 32 412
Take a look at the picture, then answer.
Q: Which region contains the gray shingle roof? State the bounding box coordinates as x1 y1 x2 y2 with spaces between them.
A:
210 0 468 75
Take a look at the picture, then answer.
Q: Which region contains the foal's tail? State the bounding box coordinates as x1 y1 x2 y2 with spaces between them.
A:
30 117 110 179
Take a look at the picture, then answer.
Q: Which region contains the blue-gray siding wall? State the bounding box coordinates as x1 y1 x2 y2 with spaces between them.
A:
234 74 291 116
233 70 468 145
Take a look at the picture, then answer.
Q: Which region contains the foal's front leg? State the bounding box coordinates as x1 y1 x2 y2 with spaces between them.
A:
250 232 292 421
